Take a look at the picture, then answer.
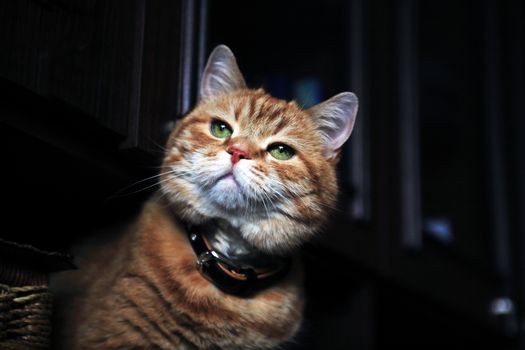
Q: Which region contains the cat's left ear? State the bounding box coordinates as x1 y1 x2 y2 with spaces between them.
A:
200 45 247 100
307 92 358 161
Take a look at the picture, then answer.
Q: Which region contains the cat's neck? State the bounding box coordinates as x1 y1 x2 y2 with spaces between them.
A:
184 218 291 296
201 219 280 269
157 193 291 295
156 193 284 267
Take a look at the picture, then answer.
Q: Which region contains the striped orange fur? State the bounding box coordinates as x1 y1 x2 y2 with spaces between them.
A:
52 45 357 349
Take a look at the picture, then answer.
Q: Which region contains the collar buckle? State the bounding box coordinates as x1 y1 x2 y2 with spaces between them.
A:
196 251 214 268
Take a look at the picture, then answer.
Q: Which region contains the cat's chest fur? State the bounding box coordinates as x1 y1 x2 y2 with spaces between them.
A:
52 199 304 350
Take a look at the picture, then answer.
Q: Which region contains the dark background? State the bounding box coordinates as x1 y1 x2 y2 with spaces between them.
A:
0 0 524 349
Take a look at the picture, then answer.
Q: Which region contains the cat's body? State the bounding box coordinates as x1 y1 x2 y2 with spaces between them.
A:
52 46 357 349
53 197 303 349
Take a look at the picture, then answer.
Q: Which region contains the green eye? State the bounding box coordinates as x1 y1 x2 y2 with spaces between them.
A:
268 143 295 160
210 119 233 138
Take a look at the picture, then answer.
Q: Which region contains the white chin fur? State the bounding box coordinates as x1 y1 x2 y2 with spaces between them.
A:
165 152 316 254
207 175 247 209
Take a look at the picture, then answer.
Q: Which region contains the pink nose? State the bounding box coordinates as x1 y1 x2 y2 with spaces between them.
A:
227 146 251 164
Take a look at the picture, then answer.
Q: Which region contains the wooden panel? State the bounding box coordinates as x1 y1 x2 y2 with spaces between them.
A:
0 0 206 152
0 0 144 137
131 0 186 151
132 0 207 151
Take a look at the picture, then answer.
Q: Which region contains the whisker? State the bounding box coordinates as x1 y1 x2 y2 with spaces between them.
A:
106 176 176 200
111 170 177 196
147 138 168 153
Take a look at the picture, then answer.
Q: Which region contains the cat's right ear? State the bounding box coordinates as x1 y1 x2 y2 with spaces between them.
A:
307 92 358 161
200 45 247 100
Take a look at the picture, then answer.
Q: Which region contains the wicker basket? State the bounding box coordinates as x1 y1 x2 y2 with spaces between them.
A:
0 239 75 349
0 284 53 349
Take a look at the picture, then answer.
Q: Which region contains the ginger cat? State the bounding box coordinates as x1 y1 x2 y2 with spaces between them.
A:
52 45 358 349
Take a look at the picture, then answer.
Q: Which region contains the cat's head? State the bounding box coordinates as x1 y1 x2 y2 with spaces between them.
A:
161 45 357 254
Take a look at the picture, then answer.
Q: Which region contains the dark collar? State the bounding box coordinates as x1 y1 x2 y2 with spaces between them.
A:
186 225 291 297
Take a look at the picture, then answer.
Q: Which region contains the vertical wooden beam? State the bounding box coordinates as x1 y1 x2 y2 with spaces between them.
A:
506 1 525 347
398 0 422 250
178 0 208 116
348 0 371 223
196 0 208 90
483 0 512 285
178 0 197 116
124 0 146 148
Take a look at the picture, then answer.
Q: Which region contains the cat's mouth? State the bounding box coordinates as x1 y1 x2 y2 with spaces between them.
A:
216 171 239 186
209 165 247 193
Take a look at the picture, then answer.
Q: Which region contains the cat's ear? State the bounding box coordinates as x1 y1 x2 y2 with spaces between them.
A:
200 45 247 100
307 92 358 160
